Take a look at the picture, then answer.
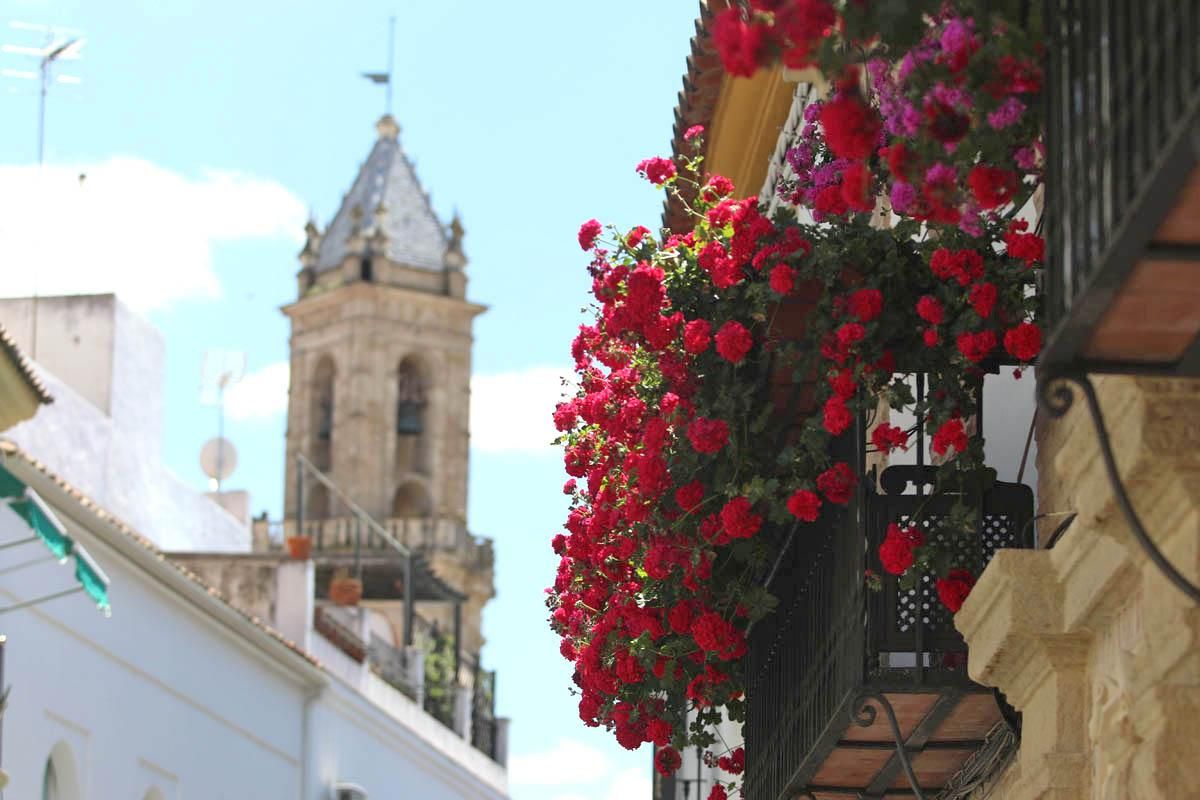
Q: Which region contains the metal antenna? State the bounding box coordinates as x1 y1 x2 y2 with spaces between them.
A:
2 22 84 360
1 22 85 164
361 16 397 116
200 351 246 491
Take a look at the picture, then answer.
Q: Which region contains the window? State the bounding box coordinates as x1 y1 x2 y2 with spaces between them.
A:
395 357 427 437
41 743 79 800
42 757 58 800
311 355 336 470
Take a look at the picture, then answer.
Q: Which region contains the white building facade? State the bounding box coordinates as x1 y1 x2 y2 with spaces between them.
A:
0 295 507 800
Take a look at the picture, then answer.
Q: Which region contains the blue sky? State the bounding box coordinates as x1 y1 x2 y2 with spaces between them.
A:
0 0 701 797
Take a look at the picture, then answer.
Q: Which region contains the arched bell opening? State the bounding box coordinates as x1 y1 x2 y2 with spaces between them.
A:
395 355 431 476
310 355 336 471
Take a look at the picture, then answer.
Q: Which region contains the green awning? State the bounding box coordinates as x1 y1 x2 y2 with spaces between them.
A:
0 461 110 612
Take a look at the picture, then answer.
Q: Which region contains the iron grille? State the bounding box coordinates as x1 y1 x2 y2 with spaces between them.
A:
1042 0 1200 372
744 439 1034 800
471 666 499 760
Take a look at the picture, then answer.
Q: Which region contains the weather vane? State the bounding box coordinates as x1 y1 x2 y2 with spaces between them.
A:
361 16 396 116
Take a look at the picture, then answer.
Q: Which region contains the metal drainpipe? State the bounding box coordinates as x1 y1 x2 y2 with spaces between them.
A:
301 685 323 800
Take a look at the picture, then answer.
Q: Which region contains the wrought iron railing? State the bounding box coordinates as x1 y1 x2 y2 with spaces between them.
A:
368 632 418 700
744 422 1035 800
1042 0 1200 372
744 432 868 800
471 665 498 760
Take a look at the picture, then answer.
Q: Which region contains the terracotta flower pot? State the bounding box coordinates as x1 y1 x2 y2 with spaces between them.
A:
330 576 363 606
285 535 312 560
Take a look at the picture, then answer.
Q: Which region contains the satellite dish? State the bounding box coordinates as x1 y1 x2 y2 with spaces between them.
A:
200 437 238 483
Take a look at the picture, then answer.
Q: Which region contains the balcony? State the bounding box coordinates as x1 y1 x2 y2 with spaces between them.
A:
253 515 493 569
311 603 503 762
1042 0 1200 374
744 419 1034 800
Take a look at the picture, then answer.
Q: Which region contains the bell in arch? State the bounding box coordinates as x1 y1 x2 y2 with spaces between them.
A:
395 358 427 436
396 399 423 436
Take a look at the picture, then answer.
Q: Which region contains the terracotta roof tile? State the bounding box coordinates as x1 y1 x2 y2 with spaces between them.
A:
0 324 53 405
664 0 731 233
0 440 319 667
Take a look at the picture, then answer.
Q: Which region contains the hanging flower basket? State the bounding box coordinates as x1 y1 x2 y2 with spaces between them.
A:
548 3 1046 793
285 535 312 561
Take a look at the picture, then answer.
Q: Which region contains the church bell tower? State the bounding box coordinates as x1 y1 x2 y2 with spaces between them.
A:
282 115 490 650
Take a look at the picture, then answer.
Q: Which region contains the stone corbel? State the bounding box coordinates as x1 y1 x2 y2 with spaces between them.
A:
956 549 1093 798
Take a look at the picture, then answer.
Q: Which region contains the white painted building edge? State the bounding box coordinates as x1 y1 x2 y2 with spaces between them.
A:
0 443 508 798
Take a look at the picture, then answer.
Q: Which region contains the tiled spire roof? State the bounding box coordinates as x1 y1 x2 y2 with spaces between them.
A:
316 115 448 272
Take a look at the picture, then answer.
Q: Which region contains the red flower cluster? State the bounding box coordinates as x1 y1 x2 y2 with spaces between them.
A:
879 523 925 575
713 0 837 77
817 462 857 504
578 219 602 251
715 320 753 363
636 156 677 186
936 568 976 612
786 489 821 521
871 423 908 453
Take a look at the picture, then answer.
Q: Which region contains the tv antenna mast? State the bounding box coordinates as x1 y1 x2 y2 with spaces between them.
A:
200 350 246 491
1 21 85 164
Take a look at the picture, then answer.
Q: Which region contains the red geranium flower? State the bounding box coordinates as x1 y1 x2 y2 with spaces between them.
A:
1004 322 1043 361
969 282 998 319
715 320 753 364
879 523 925 575
817 462 857 505
956 329 997 363
822 395 853 435
931 418 969 457
687 417 730 454
720 496 762 539
936 568 976 612
683 319 712 354
840 161 874 212
916 295 944 325
712 8 768 77
675 481 705 512
769 263 796 295
967 165 1018 209
871 423 908 453
786 489 822 522
828 368 856 400
578 219 602 250
655 746 683 777
821 91 882 161
637 156 677 186
848 288 883 322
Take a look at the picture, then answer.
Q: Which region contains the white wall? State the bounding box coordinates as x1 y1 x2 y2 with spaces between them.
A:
0 482 507 800
0 503 306 799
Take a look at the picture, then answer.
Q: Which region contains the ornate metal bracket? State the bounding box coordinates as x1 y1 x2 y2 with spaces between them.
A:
1039 372 1200 604
851 692 928 800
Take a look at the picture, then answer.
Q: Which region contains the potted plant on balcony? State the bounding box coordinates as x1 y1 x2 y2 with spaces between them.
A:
329 567 363 606
547 4 1045 793
285 532 312 560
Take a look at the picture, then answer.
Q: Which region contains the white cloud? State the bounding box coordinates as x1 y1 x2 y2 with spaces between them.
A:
198 361 576 447
604 768 651 800
509 738 611 787
470 365 573 454
0 158 305 312
224 361 290 421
